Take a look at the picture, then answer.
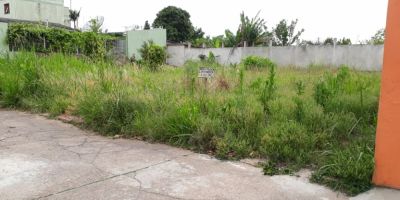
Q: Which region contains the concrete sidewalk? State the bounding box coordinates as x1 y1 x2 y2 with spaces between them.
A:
0 110 398 200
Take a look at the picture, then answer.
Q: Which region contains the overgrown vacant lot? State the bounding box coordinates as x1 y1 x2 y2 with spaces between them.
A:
0 53 380 196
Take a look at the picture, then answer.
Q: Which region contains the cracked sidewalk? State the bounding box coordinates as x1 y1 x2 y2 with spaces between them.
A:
0 110 399 200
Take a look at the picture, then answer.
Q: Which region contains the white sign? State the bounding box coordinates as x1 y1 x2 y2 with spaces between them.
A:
198 67 214 79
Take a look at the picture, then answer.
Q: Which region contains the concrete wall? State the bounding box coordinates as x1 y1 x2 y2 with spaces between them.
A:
126 28 167 59
167 45 384 71
0 0 69 26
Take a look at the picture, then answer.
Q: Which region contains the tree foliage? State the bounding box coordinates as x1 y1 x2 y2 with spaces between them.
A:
236 12 270 46
223 30 239 47
200 12 270 48
337 38 352 45
191 35 226 48
324 37 352 45
323 38 335 45
210 14 303 48
272 19 304 46
370 29 385 45
152 6 194 42
191 27 205 41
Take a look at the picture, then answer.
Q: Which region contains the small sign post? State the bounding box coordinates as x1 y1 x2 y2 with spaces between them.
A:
198 67 214 79
198 67 215 89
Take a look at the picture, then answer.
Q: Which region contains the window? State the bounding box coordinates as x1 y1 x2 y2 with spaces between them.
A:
4 3 10 15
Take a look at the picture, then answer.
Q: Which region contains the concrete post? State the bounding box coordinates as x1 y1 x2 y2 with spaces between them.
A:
333 38 337 66
243 41 247 48
188 42 191 49
268 40 273 59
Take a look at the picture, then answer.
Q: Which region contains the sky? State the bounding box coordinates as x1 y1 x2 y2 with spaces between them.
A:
66 0 388 43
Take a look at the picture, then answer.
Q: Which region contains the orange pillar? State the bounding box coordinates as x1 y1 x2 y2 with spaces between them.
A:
373 0 400 189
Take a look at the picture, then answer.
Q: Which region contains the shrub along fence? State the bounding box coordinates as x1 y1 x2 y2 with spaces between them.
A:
7 23 115 59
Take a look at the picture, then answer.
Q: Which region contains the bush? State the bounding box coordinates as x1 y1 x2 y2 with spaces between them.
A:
242 56 276 70
139 41 167 71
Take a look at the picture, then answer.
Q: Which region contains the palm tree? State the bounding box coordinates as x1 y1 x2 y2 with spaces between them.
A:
69 9 80 29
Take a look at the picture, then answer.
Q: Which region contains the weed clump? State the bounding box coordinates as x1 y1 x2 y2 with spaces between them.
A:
77 92 146 136
311 143 375 195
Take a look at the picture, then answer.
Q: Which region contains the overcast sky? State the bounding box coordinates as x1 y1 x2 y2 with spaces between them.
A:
66 0 388 43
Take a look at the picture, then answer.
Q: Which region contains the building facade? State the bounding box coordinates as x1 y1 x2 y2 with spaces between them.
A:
0 0 69 26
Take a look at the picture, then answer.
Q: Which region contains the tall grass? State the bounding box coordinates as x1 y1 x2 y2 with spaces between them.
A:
0 53 381 196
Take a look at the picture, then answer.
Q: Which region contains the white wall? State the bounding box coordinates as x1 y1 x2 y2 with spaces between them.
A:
167 45 384 71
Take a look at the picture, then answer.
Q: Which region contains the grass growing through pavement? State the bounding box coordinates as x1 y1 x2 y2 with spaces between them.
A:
0 52 380 196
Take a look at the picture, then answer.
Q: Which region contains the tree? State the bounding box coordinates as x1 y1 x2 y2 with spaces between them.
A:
87 16 104 33
211 35 224 48
323 37 351 45
153 6 193 42
191 27 205 41
370 29 385 45
219 12 270 47
272 19 304 46
69 9 80 29
337 37 352 45
144 20 151 30
191 35 225 48
323 38 335 45
223 30 239 47
236 12 270 46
